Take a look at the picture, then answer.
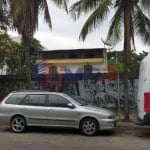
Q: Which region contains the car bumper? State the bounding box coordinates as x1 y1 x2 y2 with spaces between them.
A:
98 119 117 130
135 113 150 126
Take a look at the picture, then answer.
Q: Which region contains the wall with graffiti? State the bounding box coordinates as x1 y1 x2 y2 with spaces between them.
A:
58 78 137 110
0 79 25 100
0 75 138 110
34 62 138 110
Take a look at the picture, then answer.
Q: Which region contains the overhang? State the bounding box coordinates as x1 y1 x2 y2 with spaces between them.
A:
36 58 104 64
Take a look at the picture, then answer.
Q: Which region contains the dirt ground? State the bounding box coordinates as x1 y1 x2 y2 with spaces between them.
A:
114 122 150 138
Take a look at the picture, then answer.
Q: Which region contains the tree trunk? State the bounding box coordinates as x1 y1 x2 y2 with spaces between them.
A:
22 37 32 89
123 1 132 121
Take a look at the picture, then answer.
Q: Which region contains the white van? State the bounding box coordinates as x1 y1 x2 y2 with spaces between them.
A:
135 53 150 125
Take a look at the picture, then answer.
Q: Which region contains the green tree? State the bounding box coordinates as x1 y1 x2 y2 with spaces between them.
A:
0 34 16 74
0 0 12 74
6 38 45 75
70 0 150 121
0 0 10 33
107 51 148 79
128 51 148 79
29 38 45 76
7 0 68 89
107 51 124 74
5 42 24 75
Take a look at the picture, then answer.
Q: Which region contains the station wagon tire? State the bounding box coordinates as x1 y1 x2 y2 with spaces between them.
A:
80 118 98 136
10 116 26 133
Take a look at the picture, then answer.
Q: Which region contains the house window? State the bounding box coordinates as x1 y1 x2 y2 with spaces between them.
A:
84 64 92 74
49 65 57 75
69 54 77 58
86 53 94 58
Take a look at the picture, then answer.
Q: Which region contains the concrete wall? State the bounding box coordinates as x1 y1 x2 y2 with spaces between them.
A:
0 75 138 110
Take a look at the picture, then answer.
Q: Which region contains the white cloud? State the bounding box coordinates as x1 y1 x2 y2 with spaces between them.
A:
34 31 100 50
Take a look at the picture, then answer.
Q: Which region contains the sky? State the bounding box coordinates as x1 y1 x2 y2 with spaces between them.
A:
8 0 150 54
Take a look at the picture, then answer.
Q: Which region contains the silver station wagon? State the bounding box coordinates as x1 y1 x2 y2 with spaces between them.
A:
0 91 117 136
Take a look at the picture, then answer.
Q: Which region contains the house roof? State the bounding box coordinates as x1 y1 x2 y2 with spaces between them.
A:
37 48 105 54
37 48 106 60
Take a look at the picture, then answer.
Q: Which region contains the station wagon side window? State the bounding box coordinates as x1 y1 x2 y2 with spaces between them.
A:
23 94 46 106
5 94 26 105
48 94 70 107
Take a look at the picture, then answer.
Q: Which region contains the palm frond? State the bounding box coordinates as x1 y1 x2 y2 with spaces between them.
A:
0 0 9 32
51 0 68 12
9 0 52 37
106 7 123 46
39 0 52 29
134 5 150 45
0 0 3 7
140 0 150 16
10 0 25 22
79 0 113 41
69 0 100 20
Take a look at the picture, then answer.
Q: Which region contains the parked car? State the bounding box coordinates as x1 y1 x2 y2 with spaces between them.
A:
0 91 117 136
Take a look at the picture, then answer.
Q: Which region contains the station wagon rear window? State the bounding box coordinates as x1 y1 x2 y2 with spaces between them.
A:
5 94 26 105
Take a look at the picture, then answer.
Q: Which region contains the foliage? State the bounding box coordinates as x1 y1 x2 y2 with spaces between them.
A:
70 0 150 121
30 38 45 52
0 33 44 75
29 38 45 75
5 0 68 89
0 34 16 72
5 42 24 75
0 0 10 33
107 50 148 79
70 0 150 46
128 51 148 78
107 51 124 73
6 38 45 75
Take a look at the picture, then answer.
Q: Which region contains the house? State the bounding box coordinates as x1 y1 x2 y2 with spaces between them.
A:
34 48 108 96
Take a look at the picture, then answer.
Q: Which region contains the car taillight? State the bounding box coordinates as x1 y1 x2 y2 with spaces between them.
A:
144 92 150 112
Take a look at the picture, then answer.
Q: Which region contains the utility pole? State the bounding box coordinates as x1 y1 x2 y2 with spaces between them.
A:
116 52 121 120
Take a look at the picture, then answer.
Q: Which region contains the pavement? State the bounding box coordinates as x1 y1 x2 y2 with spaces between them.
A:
0 120 148 128
117 120 150 129
118 121 140 127
115 111 146 128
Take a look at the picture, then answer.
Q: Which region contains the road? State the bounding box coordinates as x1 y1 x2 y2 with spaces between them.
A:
0 124 150 150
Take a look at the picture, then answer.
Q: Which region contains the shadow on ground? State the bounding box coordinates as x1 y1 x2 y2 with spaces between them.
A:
1 123 150 138
115 125 150 139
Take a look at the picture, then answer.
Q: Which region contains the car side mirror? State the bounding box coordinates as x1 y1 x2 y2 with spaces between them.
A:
67 103 75 109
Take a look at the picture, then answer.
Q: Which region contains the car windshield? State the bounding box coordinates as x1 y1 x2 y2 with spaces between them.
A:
61 93 88 106
73 96 89 106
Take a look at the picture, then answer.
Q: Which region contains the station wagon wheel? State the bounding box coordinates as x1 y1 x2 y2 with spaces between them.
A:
11 116 26 133
80 118 98 136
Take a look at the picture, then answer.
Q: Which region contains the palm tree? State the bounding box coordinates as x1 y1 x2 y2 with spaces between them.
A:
70 0 150 121
7 0 68 89
0 0 10 33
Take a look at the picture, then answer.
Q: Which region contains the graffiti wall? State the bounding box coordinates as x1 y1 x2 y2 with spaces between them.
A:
0 79 26 100
76 79 138 109
0 75 138 110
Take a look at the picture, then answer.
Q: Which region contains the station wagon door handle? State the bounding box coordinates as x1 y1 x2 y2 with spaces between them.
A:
48 109 54 112
21 107 26 110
